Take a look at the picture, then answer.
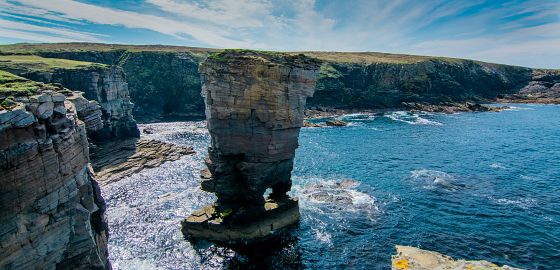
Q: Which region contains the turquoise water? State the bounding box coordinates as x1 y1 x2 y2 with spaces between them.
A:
103 104 560 269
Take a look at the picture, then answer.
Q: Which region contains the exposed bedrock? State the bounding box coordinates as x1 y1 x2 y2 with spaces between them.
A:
500 69 560 104
182 51 320 241
2 44 557 118
3 64 139 141
35 49 208 120
391 245 521 270
0 92 110 269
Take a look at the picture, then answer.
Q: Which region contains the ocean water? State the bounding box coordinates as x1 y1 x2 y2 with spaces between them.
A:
102 104 560 270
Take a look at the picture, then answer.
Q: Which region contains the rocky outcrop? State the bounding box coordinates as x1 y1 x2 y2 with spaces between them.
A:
30 47 210 120
392 245 521 270
91 138 195 184
41 66 139 141
403 102 507 113
182 50 320 241
0 57 139 141
499 69 560 104
325 119 348 126
0 91 110 269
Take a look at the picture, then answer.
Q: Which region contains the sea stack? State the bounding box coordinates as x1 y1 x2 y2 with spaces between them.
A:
181 50 320 242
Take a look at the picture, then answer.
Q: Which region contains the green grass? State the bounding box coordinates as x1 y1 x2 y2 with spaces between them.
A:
319 63 342 78
0 70 59 97
208 49 287 62
297 51 465 64
1 42 553 69
0 42 219 54
0 55 106 73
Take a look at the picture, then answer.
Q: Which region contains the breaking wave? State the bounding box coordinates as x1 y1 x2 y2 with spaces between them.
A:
410 169 466 191
385 111 443 126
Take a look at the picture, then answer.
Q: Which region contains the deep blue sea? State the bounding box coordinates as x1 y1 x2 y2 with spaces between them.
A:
102 104 560 270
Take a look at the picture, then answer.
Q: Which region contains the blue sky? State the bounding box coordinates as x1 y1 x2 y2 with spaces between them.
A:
0 0 558 68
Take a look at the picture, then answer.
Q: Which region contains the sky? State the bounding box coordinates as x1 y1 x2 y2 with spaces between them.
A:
0 0 559 68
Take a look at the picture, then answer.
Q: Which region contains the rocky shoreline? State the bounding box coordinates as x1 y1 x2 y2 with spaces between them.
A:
91 138 195 184
392 246 521 270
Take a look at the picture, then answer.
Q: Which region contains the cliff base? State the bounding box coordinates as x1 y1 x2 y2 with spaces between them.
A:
181 197 300 243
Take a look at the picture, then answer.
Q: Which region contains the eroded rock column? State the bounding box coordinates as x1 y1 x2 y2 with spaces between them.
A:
182 51 320 241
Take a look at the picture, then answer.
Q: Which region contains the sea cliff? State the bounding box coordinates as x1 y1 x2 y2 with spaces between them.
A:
0 72 110 269
1 43 558 120
0 55 139 141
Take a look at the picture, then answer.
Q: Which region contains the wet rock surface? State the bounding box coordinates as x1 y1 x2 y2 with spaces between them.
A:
325 119 348 126
91 138 195 184
392 245 521 270
182 50 320 241
0 92 110 269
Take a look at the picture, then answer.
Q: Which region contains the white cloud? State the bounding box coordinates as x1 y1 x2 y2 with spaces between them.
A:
0 0 558 68
8 0 253 47
0 18 104 42
411 22 560 68
0 27 85 42
146 0 279 28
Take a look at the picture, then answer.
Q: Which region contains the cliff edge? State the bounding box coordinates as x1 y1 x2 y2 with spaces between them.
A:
0 71 110 269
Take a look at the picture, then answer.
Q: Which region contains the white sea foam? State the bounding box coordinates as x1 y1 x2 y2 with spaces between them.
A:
385 111 443 126
410 169 464 191
339 113 375 122
520 175 539 181
312 227 333 246
493 197 537 209
294 178 379 215
490 163 507 169
112 258 166 270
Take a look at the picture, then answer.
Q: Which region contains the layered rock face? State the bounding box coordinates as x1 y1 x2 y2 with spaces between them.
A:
27 66 139 141
182 51 320 241
0 92 110 269
35 49 209 119
2 43 557 119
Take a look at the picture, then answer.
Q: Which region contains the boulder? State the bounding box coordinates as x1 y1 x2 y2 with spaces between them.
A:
325 119 348 126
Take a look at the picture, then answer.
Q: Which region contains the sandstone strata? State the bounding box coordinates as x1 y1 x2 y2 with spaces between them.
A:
392 245 521 270
182 51 320 242
0 58 139 141
91 138 195 184
0 91 110 269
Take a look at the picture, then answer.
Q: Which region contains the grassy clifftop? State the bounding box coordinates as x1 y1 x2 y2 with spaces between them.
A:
0 43 489 65
0 42 554 117
0 55 106 73
0 42 218 54
0 70 62 97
